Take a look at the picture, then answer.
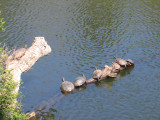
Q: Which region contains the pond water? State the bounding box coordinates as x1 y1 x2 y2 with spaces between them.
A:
0 0 160 119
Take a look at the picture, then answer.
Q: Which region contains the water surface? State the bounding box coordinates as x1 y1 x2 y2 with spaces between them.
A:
0 0 160 120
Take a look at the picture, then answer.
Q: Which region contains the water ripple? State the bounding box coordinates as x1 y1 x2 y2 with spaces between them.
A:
0 0 160 119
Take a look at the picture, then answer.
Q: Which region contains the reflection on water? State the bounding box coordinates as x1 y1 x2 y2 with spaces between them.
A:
116 66 134 79
0 0 160 120
95 78 115 91
95 66 134 90
29 108 57 120
31 66 133 119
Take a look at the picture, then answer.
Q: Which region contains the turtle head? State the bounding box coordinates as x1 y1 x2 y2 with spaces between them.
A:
62 77 65 82
82 74 86 80
113 56 117 59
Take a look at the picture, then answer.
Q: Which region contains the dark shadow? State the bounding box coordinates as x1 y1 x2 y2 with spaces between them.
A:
29 108 57 120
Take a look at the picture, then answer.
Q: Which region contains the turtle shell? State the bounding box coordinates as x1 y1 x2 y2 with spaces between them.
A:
115 57 127 67
12 46 27 60
111 62 121 73
112 62 121 70
61 78 74 93
73 74 86 87
93 69 102 80
126 59 134 66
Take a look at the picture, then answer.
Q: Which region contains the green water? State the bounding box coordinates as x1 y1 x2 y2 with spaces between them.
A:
0 0 160 119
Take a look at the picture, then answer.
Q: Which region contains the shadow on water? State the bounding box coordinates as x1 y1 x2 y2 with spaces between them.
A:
27 53 160 120
29 108 57 120
29 84 88 119
95 66 134 89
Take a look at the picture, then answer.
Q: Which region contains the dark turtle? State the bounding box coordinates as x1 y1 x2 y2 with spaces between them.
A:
60 77 74 93
12 45 27 60
126 59 134 66
73 74 87 87
113 56 127 67
93 67 102 81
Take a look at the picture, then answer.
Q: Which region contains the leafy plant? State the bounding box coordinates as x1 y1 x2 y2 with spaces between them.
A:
0 32 28 119
0 11 5 31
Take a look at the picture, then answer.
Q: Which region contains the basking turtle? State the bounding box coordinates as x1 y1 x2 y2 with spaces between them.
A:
113 56 127 67
73 74 87 87
126 59 134 66
102 65 113 77
12 45 27 60
112 62 121 72
60 77 74 93
93 67 102 81
111 62 121 73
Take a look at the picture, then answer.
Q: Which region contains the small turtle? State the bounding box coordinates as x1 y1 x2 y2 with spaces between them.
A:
93 67 102 81
73 74 87 87
103 65 113 77
12 45 27 60
112 62 121 72
113 56 127 67
60 77 74 93
126 59 134 66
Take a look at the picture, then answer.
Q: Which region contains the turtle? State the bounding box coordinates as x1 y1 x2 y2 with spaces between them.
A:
111 62 121 73
73 74 87 87
93 67 102 81
126 59 134 66
12 45 27 60
113 56 127 67
60 77 74 93
103 65 113 77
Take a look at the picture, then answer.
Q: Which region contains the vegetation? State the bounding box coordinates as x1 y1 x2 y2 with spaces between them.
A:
0 12 28 120
0 11 5 31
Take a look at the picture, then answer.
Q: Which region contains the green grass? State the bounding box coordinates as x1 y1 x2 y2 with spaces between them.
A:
0 11 5 31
